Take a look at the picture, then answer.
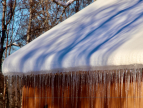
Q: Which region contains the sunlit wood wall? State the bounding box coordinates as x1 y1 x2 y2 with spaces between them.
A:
22 69 143 108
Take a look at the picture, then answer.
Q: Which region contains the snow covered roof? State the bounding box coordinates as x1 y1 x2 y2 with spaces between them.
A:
2 0 143 75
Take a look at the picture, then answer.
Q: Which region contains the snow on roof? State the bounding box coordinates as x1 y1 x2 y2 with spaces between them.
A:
2 0 143 75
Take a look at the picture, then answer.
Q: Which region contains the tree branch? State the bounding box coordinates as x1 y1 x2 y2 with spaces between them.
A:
52 0 75 8
3 43 22 51
6 0 16 25
56 7 66 24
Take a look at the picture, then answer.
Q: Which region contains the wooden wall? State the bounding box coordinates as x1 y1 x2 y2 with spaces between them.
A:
22 70 143 108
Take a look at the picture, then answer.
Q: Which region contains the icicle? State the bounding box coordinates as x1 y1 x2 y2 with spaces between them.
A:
127 69 130 108
117 70 121 98
98 71 102 108
103 71 106 106
44 75 48 106
140 68 143 107
91 71 96 108
141 68 143 107
115 70 118 97
89 71 92 108
130 69 133 99
26 75 29 108
8 75 11 107
72 71 75 107
107 71 111 107
47 74 50 107
51 73 55 107
38 75 41 107
137 68 141 108
95 71 98 92
120 69 124 98
66 73 70 107
62 72 65 108
21 75 23 107
2 76 5 107
133 68 137 107
8 76 12 108
75 72 79 108
15 75 18 107
86 71 89 108
33 75 35 108
41 75 43 107
7 68 143 108
41 75 44 107
18 75 22 107
12 76 16 107
57 73 60 107
125 69 128 108
80 71 85 107
101 71 104 108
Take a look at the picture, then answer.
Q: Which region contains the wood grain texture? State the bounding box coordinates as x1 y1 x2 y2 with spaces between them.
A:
22 70 143 108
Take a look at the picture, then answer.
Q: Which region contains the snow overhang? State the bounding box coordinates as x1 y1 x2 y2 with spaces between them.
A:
2 0 143 75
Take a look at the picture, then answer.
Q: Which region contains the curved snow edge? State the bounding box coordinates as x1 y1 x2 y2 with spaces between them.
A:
3 64 143 76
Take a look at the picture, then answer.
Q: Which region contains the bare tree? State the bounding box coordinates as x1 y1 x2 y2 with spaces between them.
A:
1 0 16 71
0 1 18 107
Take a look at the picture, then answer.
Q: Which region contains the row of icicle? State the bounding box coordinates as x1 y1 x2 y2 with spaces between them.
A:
3 68 143 108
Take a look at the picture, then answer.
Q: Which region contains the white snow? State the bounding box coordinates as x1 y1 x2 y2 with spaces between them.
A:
2 0 143 75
